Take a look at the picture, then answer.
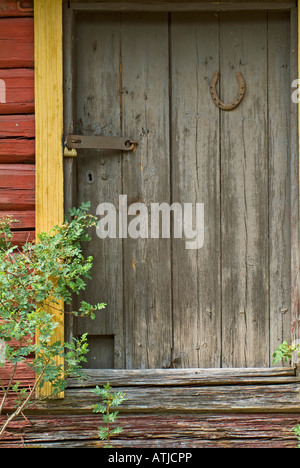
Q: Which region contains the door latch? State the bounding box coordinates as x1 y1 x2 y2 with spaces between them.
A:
64 135 138 157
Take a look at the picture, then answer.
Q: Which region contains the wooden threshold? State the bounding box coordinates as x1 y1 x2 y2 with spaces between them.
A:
67 367 297 388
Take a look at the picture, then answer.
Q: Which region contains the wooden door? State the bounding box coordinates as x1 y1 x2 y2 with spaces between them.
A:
66 10 292 369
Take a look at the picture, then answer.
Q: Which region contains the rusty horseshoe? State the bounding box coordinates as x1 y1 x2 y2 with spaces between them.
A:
210 71 246 111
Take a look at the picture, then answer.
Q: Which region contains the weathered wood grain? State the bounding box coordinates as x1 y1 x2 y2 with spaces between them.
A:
0 210 35 229
0 69 34 115
268 12 291 362
0 139 35 163
0 361 35 388
0 18 34 68
0 164 35 189
220 12 269 367
171 12 221 368
67 367 296 387
0 164 35 210
68 10 294 371
70 1 296 12
290 8 300 351
1 413 299 448
121 12 172 369
30 381 300 414
75 12 124 367
0 115 35 138
10 230 35 245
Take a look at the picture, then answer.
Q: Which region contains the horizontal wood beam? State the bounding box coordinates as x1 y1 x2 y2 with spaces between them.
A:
70 2 296 11
67 367 296 387
33 381 300 414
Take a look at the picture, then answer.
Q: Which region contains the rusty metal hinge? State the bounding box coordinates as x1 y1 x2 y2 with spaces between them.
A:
65 135 138 156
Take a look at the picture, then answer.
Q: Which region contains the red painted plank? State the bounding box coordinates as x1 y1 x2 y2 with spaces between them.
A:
0 164 35 209
0 18 34 68
0 115 35 138
0 0 34 17
0 164 35 188
0 361 35 388
0 189 35 209
0 210 35 229
0 138 35 163
0 69 34 114
11 230 35 244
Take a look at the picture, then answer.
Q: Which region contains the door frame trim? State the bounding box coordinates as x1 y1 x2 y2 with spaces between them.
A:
35 0 64 398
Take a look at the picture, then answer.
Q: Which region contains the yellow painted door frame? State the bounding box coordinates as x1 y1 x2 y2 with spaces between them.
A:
34 0 64 398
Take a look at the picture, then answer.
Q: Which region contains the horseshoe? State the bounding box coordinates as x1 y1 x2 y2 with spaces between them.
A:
210 71 246 111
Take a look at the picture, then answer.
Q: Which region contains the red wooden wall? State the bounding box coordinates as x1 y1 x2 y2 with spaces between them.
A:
0 0 35 245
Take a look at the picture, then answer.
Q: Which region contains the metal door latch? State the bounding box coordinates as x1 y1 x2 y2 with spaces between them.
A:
64 135 138 157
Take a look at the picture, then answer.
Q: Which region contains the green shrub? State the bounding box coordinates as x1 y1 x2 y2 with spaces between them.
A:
0 202 105 437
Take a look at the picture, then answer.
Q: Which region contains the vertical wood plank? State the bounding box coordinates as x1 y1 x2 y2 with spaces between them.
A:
220 12 269 367
171 12 221 368
289 6 300 362
34 0 64 397
290 7 300 355
63 4 77 345
74 13 124 368
121 13 172 368
268 12 291 363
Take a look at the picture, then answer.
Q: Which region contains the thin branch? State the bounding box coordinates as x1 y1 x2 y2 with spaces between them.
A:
0 362 18 415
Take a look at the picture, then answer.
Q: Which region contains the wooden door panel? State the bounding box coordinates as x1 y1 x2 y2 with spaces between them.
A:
70 10 292 369
171 12 221 368
268 12 291 366
220 12 270 367
75 13 124 367
121 13 173 368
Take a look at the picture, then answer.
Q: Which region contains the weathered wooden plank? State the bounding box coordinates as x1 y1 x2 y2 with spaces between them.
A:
220 12 269 367
0 164 35 210
63 5 78 346
0 210 35 245
32 382 300 413
0 361 35 388
268 12 291 363
0 210 35 229
0 139 35 163
67 367 296 387
0 164 35 189
121 12 172 369
0 115 35 138
0 0 33 17
74 12 124 367
11 230 35 245
0 69 34 115
70 0 295 4
0 190 35 210
1 413 298 448
290 8 300 351
0 438 297 448
70 1 296 12
171 12 221 368
0 18 34 68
